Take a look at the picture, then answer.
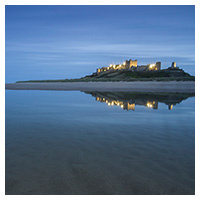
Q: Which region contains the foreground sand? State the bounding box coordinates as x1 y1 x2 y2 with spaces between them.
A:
5 81 195 93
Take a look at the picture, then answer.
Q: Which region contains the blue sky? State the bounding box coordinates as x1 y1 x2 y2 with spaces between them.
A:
5 5 195 82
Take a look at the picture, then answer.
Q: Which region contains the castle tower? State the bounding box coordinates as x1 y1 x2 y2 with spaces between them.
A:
156 62 161 70
130 59 137 68
125 59 137 69
171 62 176 68
97 68 101 73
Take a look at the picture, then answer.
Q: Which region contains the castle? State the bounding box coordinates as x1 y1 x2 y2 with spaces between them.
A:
96 59 176 74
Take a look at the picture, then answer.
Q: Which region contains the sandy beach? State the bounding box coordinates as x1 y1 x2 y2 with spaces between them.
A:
5 81 195 93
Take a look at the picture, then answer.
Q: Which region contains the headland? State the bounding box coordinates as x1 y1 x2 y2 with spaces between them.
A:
15 59 195 83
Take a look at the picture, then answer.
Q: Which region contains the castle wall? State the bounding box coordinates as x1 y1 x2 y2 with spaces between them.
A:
96 59 162 74
136 66 148 71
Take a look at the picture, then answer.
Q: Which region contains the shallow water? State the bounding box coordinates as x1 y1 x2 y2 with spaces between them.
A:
5 90 195 195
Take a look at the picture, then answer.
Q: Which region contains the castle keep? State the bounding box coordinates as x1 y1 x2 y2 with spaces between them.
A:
96 59 162 74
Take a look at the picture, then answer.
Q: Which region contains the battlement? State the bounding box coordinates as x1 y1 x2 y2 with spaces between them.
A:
97 59 138 73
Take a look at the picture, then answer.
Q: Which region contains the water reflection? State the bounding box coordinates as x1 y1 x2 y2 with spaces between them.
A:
84 92 194 111
5 90 195 194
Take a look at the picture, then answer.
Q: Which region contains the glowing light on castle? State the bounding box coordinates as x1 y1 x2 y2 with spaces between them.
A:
149 64 156 68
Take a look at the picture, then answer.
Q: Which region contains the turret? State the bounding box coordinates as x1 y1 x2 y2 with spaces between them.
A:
171 62 176 68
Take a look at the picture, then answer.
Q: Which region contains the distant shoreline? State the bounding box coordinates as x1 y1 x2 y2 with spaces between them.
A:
5 81 195 93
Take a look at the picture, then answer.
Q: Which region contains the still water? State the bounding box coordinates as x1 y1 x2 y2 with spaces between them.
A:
5 90 195 195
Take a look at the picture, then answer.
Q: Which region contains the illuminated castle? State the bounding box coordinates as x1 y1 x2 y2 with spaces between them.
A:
97 59 161 74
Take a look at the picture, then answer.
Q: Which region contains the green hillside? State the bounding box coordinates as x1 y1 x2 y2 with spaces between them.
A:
87 67 192 78
16 67 195 83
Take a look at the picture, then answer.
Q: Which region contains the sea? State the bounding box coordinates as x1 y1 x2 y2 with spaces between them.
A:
5 90 195 195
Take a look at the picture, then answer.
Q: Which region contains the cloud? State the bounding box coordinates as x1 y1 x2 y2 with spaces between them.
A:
6 40 194 58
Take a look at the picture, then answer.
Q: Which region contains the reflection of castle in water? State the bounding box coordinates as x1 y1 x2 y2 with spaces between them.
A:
96 96 161 111
85 92 194 111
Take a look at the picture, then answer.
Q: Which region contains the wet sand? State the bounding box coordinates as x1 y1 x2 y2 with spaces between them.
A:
5 90 195 194
5 81 195 93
